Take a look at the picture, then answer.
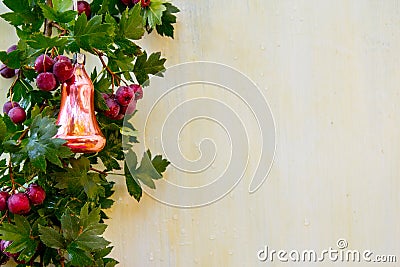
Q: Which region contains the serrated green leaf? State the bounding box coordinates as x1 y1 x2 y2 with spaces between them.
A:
53 0 73 12
27 33 69 49
124 161 142 202
133 51 166 85
39 225 66 249
12 115 72 172
73 14 115 51
119 5 144 40
3 0 29 13
80 204 101 229
143 0 166 28
68 244 94 266
149 153 170 175
61 212 80 241
156 3 179 38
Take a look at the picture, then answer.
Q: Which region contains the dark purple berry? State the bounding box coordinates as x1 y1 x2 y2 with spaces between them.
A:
8 107 26 124
77 1 91 17
3 101 20 114
26 184 46 205
34 54 55 73
0 192 9 211
0 64 16 79
53 60 74 82
36 72 57 91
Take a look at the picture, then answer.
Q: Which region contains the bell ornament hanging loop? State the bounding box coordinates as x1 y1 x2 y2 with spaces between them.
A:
55 53 106 153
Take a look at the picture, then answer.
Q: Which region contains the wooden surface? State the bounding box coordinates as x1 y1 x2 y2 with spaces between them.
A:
1 1 400 266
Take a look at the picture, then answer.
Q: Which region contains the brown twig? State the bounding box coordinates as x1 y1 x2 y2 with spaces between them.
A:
90 167 108 176
50 22 68 36
92 48 121 90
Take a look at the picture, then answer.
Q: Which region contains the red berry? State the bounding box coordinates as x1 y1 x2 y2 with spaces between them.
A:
103 97 120 119
0 64 16 79
53 60 74 82
3 101 19 114
36 72 57 91
115 86 135 106
7 193 30 214
8 107 26 124
26 184 46 205
141 0 151 7
0 192 9 211
34 54 54 73
77 1 91 17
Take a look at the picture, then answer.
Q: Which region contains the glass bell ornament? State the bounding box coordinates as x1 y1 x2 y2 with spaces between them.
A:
55 54 106 153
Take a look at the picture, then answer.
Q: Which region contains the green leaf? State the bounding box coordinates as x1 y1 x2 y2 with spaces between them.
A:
3 0 29 13
67 244 94 266
61 212 80 242
72 14 115 51
156 3 179 38
119 5 144 40
26 33 69 50
143 0 167 28
12 115 72 172
53 0 73 12
39 1 77 23
0 118 7 143
124 160 142 202
0 215 38 262
39 225 66 249
149 152 170 175
133 51 166 85
134 152 162 188
55 157 105 200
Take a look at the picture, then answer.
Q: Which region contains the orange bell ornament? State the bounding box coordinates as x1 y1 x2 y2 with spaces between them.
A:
55 53 106 153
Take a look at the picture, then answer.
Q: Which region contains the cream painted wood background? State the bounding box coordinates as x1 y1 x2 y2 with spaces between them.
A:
1 1 400 266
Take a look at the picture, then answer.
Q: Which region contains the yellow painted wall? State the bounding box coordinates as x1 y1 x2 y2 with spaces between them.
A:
1 1 400 266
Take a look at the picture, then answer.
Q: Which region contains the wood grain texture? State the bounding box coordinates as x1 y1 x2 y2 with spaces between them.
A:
1 1 400 266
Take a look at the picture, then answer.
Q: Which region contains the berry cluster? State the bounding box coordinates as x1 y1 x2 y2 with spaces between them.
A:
0 184 46 215
0 45 18 79
35 54 74 91
101 84 143 120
